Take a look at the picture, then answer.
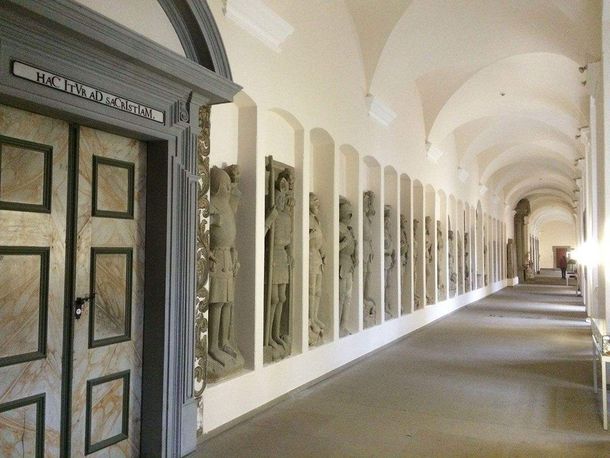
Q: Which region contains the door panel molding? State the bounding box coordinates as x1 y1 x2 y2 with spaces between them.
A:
0 135 53 213
0 246 49 368
85 370 130 455
89 247 133 348
0 393 45 458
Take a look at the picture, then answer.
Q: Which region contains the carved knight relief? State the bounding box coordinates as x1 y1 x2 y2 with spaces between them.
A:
384 205 396 319
339 197 357 336
464 232 471 292
207 165 245 382
264 157 295 363
309 192 326 346
413 218 421 309
437 220 445 298
425 216 434 304
457 230 463 295
363 190 377 327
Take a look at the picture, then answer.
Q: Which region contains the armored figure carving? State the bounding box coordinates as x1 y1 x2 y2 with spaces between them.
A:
363 191 376 327
208 165 244 381
437 221 445 298
339 197 357 336
457 230 463 294
425 216 434 304
384 205 396 319
264 163 295 363
413 219 421 309
448 228 457 297
400 214 409 313
309 192 326 346
483 230 488 286
464 232 471 292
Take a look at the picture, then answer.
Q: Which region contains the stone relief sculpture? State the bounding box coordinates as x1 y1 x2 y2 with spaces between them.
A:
425 216 434 304
464 232 471 292
483 230 489 286
339 197 357 336
264 157 295 363
384 205 396 319
309 192 326 346
448 227 457 297
457 230 463 294
413 218 421 309
436 220 445 298
363 191 377 327
507 238 515 279
195 106 210 405
400 214 409 313
208 165 245 381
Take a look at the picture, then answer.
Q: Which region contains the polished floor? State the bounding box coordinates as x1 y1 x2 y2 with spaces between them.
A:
195 274 609 457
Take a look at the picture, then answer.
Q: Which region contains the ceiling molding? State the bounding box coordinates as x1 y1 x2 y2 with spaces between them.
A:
366 94 397 127
224 0 294 53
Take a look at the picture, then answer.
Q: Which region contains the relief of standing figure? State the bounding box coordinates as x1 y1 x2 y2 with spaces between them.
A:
384 205 396 319
363 191 377 327
264 166 294 362
309 192 326 346
208 165 244 381
339 197 357 336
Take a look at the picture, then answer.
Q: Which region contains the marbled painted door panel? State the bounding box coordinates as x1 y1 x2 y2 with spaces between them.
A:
71 127 145 457
0 105 69 457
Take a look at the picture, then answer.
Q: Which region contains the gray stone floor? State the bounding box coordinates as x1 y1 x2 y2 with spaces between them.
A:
194 277 610 457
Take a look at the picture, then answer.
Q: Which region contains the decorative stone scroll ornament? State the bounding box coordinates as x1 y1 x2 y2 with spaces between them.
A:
264 157 295 363
339 197 357 336
425 216 434 304
309 192 327 346
400 214 409 314
363 191 377 327
413 218 421 309
195 106 210 399
384 205 396 319
207 165 245 381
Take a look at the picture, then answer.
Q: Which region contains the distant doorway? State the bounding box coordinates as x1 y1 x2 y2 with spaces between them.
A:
553 246 570 268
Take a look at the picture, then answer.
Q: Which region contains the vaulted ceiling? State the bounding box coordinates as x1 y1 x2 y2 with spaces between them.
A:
346 0 601 225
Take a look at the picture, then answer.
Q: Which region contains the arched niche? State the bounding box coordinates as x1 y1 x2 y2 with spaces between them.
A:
383 166 399 320
362 156 382 327
309 128 336 346
400 174 413 314
338 145 361 335
413 180 425 310
425 184 437 305
208 91 258 374
437 190 448 301
470 205 477 289
457 199 465 295
261 108 305 360
448 195 457 298
476 201 484 289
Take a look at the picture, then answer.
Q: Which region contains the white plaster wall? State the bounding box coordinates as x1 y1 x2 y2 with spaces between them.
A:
539 221 576 268
81 0 519 436
72 0 186 56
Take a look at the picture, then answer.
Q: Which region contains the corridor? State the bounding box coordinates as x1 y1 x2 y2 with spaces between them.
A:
196 281 608 457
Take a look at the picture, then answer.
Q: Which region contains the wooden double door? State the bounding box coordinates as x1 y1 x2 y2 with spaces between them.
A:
0 105 146 457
